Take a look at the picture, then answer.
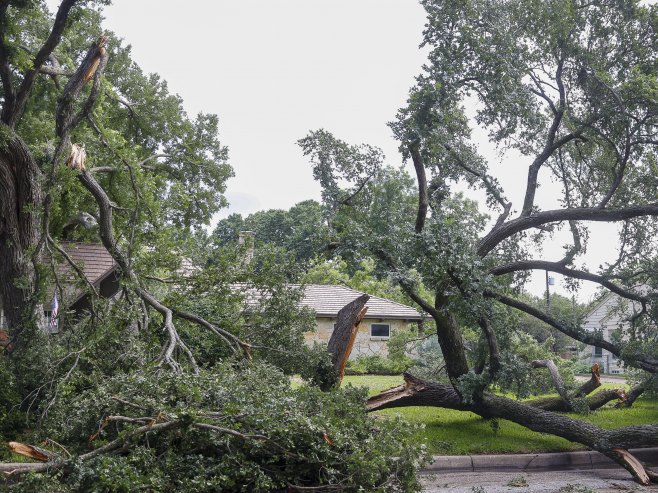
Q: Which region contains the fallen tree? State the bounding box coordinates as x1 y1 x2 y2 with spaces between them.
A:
368 373 658 484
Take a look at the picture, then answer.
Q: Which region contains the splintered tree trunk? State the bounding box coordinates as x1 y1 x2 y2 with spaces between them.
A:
616 376 655 408
367 373 658 485
523 363 624 411
0 131 43 350
318 293 369 391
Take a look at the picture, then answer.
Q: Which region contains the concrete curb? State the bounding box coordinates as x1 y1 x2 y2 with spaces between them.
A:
421 448 658 474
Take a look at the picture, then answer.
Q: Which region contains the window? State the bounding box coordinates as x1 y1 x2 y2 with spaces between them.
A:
370 323 390 339
594 346 603 357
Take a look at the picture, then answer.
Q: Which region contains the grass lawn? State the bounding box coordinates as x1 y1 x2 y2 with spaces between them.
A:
342 375 658 455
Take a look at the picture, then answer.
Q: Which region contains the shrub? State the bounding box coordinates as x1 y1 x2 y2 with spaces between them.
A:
345 355 414 376
0 357 24 445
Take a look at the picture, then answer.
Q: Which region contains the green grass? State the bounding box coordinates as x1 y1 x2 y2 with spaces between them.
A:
342 375 658 455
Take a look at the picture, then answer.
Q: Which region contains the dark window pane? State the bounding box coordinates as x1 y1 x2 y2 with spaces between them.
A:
371 324 390 337
594 346 603 357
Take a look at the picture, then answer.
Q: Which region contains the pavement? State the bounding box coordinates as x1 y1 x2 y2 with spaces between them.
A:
574 374 627 385
420 448 658 492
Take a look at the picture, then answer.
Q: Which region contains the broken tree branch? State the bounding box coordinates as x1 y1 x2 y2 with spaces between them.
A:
320 294 369 391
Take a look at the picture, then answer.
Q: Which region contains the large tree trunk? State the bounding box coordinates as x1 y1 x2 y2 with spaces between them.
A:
368 373 658 485
0 130 43 350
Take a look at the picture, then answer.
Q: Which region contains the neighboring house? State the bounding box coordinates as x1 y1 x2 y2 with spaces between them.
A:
0 242 118 334
300 284 423 358
582 289 648 374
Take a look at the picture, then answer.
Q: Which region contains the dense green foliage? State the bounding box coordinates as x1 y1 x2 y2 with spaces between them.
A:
5 365 426 493
212 200 330 265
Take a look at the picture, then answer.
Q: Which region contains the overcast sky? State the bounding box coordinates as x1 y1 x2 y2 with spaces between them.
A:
45 0 623 302
96 0 429 215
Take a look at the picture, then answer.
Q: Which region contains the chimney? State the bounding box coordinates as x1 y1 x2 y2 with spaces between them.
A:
238 231 255 264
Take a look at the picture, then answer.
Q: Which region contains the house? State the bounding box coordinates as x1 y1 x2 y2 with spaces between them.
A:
0 242 118 333
1 243 423 359
581 288 649 374
300 284 423 358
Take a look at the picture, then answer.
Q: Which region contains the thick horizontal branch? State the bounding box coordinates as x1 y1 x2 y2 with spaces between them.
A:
478 203 658 256
490 260 649 303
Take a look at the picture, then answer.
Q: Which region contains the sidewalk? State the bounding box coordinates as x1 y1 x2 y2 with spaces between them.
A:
421 468 658 493
421 449 658 493
422 447 658 473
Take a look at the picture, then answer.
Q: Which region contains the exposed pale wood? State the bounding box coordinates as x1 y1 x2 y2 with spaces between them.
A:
337 306 367 380
322 294 369 390
574 363 601 397
611 448 651 485
8 442 51 462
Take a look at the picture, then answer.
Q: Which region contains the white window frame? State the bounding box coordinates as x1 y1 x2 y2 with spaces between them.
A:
370 323 390 340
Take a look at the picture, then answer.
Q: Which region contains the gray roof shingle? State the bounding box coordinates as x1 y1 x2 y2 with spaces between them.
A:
300 284 422 320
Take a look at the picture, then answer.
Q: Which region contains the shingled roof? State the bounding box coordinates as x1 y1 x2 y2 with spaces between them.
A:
56 242 116 283
300 284 422 320
51 242 117 303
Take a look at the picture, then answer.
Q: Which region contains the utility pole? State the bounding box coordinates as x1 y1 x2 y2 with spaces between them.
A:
545 271 554 314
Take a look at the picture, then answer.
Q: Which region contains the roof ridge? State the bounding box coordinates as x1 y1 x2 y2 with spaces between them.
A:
306 283 419 311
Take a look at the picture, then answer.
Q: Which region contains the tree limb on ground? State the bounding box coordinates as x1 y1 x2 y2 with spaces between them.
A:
366 372 658 485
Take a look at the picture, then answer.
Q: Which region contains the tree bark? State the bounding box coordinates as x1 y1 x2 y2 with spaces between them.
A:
433 295 471 384
616 377 654 408
526 388 625 412
0 131 44 349
320 293 369 391
530 359 571 406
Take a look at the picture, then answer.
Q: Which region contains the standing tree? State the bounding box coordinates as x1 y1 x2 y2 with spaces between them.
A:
0 1 237 370
211 199 330 265
300 0 658 484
